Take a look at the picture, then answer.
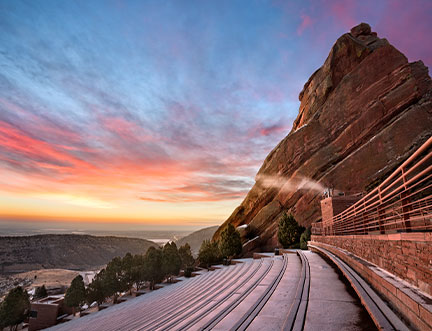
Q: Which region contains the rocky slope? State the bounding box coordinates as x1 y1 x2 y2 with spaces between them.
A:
0 234 157 274
214 23 432 250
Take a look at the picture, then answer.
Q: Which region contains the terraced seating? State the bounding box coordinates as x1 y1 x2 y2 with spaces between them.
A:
49 249 412 331
70 262 250 331
130 260 261 331
49 252 307 331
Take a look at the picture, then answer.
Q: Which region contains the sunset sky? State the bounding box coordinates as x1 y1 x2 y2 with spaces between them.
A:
1 0 431 230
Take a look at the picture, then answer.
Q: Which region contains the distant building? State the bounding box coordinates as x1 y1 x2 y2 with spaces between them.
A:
28 296 73 331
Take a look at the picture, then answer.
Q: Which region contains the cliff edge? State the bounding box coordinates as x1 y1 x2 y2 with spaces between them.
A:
214 23 432 251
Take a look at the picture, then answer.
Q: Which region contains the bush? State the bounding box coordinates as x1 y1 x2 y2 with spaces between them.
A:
277 213 304 248
184 267 194 278
300 227 311 250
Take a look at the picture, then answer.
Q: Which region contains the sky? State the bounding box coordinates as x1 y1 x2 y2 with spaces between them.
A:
0 0 431 231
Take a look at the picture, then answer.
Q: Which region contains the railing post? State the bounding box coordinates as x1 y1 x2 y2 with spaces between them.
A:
362 213 368 234
400 166 413 232
378 206 385 234
401 190 412 232
401 167 407 190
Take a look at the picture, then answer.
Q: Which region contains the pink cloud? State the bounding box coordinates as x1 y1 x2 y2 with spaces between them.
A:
297 14 313 35
0 120 97 175
375 0 432 67
100 116 156 143
139 178 250 203
329 0 357 29
247 122 290 138
0 98 83 145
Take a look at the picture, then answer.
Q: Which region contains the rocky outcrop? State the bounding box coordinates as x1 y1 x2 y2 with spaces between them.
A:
214 23 432 251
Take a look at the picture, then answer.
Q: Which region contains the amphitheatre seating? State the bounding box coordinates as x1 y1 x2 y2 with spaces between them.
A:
50 250 407 330
49 253 306 331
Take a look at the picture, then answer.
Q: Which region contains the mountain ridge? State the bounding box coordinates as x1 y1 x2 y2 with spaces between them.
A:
0 234 157 274
175 225 219 256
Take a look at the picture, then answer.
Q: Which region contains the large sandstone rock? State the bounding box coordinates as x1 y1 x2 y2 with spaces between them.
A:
214 23 432 251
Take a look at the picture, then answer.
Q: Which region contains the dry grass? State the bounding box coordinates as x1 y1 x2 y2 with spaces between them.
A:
15 269 80 289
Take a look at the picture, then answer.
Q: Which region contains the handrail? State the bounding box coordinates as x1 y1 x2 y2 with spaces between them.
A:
312 137 432 236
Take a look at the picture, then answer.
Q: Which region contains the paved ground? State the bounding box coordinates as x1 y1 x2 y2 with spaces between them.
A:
303 251 376 331
246 253 301 330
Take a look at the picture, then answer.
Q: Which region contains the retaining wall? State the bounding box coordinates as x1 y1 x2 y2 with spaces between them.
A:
311 234 432 330
311 233 432 296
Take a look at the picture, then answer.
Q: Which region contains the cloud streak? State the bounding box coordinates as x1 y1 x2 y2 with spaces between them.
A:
0 0 430 224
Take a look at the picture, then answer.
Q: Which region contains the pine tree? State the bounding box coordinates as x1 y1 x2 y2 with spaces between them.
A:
219 224 242 259
278 213 303 248
34 284 47 299
64 275 86 315
86 272 106 308
103 257 127 300
198 240 221 268
178 243 195 269
161 242 182 282
144 246 163 290
130 254 147 290
0 286 29 331
121 253 135 293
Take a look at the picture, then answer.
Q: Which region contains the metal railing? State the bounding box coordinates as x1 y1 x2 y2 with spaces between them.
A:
312 136 432 236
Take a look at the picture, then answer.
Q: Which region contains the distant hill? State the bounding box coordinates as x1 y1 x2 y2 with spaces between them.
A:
0 234 157 274
175 226 219 256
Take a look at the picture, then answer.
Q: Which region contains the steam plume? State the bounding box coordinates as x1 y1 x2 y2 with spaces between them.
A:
256 174 325 193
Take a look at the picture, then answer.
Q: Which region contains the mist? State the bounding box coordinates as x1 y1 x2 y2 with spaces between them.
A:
256 174 325 193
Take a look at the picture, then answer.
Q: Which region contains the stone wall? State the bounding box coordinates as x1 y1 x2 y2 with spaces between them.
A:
311 233 432 296
309 241 432 331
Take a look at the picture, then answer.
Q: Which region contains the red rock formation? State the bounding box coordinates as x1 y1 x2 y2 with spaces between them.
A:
214 23 432 251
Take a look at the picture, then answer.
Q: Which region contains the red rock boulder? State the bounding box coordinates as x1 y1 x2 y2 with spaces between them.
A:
214 23 432 251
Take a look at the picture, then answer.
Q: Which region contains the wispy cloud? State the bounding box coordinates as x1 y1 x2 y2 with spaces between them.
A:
139 177 253 203
297 14 313 35
0 0 430 224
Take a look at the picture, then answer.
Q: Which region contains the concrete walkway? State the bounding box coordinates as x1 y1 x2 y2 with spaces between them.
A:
303 251 376 331
246 253 301 330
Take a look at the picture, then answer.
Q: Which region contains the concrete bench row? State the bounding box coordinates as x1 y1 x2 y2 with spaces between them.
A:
50 252 307 331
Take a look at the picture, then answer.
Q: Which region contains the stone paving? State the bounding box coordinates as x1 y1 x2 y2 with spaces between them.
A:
303 251 376 331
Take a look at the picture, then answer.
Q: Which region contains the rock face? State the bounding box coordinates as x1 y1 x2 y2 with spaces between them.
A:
214 23 432 251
